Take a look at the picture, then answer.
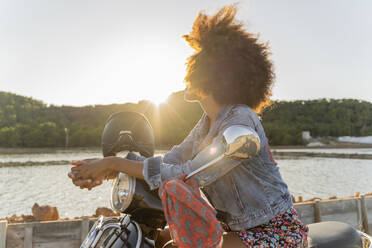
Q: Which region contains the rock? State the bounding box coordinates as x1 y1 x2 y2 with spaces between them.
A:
303 197 321 202
94 207 119 217
8 214 22 223
32 203 59 221
2 214 23 223
21 214 36 222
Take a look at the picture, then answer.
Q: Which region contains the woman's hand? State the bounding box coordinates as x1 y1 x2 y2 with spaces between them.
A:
68 157 118 190
68 156 145 190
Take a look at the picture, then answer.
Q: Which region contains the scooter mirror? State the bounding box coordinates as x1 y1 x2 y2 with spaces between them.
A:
222 125 261 158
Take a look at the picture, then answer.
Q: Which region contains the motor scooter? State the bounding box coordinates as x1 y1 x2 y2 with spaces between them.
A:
80 112 372 248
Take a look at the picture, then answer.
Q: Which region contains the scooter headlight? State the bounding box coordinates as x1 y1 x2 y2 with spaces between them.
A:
110 173 136 213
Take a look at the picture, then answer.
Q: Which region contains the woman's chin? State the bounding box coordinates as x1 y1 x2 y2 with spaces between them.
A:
184 92 200 102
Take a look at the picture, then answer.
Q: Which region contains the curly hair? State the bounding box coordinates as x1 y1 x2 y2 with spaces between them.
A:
183 5 275 113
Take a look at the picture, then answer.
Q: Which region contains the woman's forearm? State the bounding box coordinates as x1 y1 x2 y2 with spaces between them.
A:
108 156 145 179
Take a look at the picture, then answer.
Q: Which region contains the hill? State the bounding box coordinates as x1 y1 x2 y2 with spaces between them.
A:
0 91 371 147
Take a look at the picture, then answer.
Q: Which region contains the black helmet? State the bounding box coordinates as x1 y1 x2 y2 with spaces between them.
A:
101 111 155 158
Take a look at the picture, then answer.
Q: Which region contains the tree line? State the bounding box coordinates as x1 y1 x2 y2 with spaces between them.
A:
0 91 371 148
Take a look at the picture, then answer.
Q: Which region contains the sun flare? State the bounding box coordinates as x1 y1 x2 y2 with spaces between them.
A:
147 94 169 106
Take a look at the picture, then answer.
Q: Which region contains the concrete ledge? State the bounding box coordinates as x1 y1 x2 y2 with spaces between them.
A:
5 218 97 248
3 196 372 247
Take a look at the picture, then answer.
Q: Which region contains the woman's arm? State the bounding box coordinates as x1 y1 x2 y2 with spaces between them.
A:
70 122 259 191
70 107 260 190
70 156 145 181
110 157 145 179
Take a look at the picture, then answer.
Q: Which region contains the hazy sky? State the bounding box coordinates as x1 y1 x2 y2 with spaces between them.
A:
1 0 371 106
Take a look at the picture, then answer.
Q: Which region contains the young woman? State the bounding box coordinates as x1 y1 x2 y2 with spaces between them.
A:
69 6 308 247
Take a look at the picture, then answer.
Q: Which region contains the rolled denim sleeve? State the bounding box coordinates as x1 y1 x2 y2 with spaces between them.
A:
124 127 200 190
125 152 146 161
126 152 163 189
143 156 163 189
142 137 200 190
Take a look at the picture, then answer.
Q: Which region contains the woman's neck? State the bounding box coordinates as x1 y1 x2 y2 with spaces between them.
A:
199 97 222 131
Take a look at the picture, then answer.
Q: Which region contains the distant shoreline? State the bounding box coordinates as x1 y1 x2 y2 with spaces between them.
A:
0 147 101 154
272 151 372 160
272 144 372 149
0 145 371 168
1 143 372 154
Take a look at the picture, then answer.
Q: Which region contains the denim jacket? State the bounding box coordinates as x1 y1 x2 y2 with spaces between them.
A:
128 104 293 231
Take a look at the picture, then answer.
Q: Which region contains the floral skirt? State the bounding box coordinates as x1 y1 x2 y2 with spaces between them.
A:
236 207 309 247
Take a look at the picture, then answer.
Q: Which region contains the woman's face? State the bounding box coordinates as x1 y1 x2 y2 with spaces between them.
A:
184 85 203 102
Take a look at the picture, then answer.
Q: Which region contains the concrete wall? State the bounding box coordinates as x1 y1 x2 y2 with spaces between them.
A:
1 196 372 248
294 196 372 232
2 217 96 248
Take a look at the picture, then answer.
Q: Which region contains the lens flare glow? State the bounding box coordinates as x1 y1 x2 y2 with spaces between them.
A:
209 146 218 154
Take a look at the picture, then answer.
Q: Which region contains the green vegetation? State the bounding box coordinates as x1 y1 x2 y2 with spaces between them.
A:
0 91 371 148
262 99 372 145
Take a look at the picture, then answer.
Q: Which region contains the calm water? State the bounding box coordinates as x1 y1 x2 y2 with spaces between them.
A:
0 149 372 218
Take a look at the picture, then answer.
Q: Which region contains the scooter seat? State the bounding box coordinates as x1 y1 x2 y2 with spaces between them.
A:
307 221 362 248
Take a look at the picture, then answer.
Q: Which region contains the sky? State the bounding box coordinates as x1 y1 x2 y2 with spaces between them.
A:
1 0 371 106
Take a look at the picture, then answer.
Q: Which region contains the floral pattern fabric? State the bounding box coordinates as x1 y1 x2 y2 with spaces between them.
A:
236 207 309 247
158 174 224 248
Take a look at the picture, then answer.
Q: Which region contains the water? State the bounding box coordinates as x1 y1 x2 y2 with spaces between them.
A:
0 149 371 218
278 157 372 199
0 164 112 219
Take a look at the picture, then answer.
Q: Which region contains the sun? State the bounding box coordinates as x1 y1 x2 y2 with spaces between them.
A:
114 45 187 106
